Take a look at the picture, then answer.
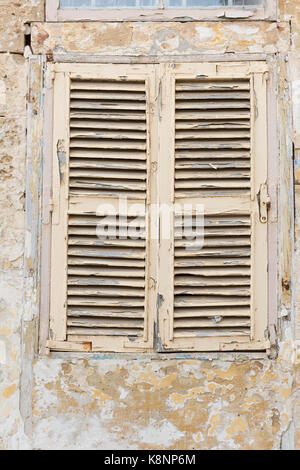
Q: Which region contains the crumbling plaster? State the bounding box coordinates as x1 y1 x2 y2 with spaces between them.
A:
1 0 300 450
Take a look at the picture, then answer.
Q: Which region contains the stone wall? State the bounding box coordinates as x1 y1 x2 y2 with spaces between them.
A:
1 0 300 449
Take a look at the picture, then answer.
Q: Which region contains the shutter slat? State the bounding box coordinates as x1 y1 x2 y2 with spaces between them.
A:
67 318 144 328
175 160 250 169
175 228 251 236
68 296 144 307
176 141 250 150
67 327 142 336
175 257 250 267
174 286 250 296
71 120 147 131
70 179 147 191
175 80 250 91
174 296 250 307
175 180 250 189
70 159 146 170
70 150 146 160
174 276 250 286
70 100 146 111
71 80 145 91
68 246 146 259
175 170 250 179
68 306 144 318
70 139 147 150
68 286 145 297
174 318 251 328
69 236 145 247
71 91 146 101
176 121 250 130
174 267 250 276
70 111 146 121
176 130 250 139
68 215 146 227
175 237 251 248
174 306 250 317
68 266 145 277
176 110 250 120
176 91 250 100
173 329 249 338
175 150 250 160
68 256 145 267
70 169 147 180
69 226 146 237
70 129 146 140
68 276 145 287
176 101 250 110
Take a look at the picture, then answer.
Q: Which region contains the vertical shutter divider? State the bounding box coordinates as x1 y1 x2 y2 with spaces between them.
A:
157 64 176 349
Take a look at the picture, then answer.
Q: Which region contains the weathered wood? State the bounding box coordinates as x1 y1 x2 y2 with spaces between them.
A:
161 63 268 352
68 266 145 277
71 80 145 91
71 119 147 131
68 275 145 287
68 306 144 318
70 129 147 140
174 275 250 286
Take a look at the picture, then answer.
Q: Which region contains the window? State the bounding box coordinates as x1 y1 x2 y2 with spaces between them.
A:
60 0 263 9
45 62 271 353
46 0 275 21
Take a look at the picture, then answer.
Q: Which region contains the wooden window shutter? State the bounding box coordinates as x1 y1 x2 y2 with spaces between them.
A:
48 64 157 352
158 63 271 352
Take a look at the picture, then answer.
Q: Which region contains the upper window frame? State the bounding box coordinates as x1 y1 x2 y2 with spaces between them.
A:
46 0 276 22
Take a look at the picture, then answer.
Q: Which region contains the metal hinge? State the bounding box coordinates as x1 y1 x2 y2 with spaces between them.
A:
258 183 271 223
45 65 55 90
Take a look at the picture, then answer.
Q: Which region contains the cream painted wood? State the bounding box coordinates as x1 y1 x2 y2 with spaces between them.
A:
49 62 270 353
49 72 69 342
49 64 156 352
158 62 270 351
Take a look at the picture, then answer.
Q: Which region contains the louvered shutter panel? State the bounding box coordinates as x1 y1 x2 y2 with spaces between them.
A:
158 63 270 351
49 64 156 352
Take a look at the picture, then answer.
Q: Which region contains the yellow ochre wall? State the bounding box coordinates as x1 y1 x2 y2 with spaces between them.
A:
1 0 300 449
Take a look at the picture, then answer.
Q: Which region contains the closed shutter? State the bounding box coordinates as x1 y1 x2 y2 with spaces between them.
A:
158 63 270 351
47 62 271 353
48 64 157 352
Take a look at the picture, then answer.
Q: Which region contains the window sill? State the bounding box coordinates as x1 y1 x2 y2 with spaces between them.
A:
39 350 273 362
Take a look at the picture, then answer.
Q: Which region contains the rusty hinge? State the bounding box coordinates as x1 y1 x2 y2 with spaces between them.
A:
45 65 55 90
257 183 271 223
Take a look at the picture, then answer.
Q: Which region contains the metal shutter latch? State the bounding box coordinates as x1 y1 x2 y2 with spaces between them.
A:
258 183 271 223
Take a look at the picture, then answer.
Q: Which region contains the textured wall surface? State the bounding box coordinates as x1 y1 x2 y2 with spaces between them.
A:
0 53 28 449
0 1 44 53
1 0 300 450
31 354 295 450
31 20 290 56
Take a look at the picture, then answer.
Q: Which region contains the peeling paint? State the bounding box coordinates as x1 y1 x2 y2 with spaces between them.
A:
1 0 300 451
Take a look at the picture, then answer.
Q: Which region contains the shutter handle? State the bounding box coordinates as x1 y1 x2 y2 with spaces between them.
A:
257 183 271 223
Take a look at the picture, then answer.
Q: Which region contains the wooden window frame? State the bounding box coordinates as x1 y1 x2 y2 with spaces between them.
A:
39 58 278 355
46 0 276 22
